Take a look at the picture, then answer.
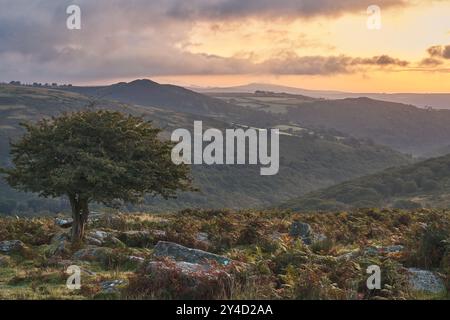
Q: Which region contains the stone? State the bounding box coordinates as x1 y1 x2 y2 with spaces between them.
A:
118 231 153 247
144 260 232 299
382 245 404 254
153 241 231 266
100 280 126 294
407 268 446 294
73 247 113 263
0 240 26 254
55 217 73 228
128 256 145 264
289 221 313 245
86 230 125 248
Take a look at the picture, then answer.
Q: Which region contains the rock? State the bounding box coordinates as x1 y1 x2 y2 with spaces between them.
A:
73 247 113 263
55 217 73 228
0 255 11 267
144 260 232 299
153 241 231 266
407 268 446 294
0 240 26 255
289 221 313 245
118 231 153 247
86 230 125 248
100 280 127 294
128 256 145 264
382 245 404 254
364 245 405 256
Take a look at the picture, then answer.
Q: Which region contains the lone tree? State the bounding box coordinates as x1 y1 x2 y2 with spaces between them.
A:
2 110 192 243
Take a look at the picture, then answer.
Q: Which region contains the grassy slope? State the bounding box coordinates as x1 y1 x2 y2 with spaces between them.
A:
280 153 450 211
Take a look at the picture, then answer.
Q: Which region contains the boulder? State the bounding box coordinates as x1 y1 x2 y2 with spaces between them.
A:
407 268 446 294
118 231 153 247
55 217 73 228
85 230 125 248
143 260 232 299
153 241 231 266
100 279 127 294
73 247 113 263
289 221 313 245
0 240 26 255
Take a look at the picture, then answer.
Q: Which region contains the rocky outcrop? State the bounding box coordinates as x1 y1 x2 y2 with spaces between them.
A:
153 241 231 266
406 268 446 294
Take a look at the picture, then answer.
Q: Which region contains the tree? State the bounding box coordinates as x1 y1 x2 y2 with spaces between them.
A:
1 110 193 243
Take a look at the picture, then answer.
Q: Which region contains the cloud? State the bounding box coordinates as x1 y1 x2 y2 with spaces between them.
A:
259 53 410 75
419 57 444 67
427 45 450 59
0 0 424 83
165 0 408 20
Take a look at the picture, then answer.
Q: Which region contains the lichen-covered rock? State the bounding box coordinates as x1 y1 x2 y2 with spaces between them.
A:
407 268 446 294
0 240 26 255
153 241 231 266
73 247 114 263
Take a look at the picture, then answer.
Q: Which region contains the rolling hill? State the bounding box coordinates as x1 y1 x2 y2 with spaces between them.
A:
0 84 411 214
196 83 450 109
280 153 450 211
209 92 450 157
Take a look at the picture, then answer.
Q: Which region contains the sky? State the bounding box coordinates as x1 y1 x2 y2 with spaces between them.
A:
0 0 449 93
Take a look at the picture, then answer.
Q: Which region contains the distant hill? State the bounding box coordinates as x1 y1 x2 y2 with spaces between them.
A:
59 79 278 128
282 97 450 156
195 83 450 109
0 84 411 214
279 153 450 211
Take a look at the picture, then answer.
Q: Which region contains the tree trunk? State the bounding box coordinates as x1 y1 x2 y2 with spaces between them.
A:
69 195 90 244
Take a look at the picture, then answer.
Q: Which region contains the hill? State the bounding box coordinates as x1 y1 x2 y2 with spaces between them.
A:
0 84 411 214
59 80 277 128
196 83 450 109
280 153 450 211
209 92 450 156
